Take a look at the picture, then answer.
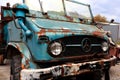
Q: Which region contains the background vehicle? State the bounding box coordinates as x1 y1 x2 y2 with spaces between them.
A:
0 0 116 80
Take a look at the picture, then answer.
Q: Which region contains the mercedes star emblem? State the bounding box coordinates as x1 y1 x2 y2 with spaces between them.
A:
81 38 91 52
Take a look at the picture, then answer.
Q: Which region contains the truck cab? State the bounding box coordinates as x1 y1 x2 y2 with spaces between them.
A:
0 0 116 80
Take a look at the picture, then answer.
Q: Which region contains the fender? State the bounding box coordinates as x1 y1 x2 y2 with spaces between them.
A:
7 42 37 69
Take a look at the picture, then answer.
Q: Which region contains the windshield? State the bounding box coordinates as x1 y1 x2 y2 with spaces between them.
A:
25 0 64 13
25 0 93 22
65 0 92 20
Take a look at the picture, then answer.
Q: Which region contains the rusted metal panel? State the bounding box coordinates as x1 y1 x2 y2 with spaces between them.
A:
1 6 13 22
0 6 15 43
21 56 116 80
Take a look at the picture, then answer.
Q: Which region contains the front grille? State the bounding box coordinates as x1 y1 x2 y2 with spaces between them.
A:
48 35 107 57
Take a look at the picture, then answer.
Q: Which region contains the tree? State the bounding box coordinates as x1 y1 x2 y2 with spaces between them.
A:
94 14 108 22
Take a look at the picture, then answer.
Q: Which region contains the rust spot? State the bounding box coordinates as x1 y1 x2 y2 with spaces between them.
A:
92 31 103 37
99 61 104 69
21 54 30 69
65 63 73 66
21 64 25 69
65 15 73 21
37 29 46 36
109 46 117 57
47 29 56 33
61 29 71 33
26 59 29 65
37 28 72 36
15 44 21 51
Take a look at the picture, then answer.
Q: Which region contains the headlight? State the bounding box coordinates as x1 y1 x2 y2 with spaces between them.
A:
101 42 109 52
49 42 62 57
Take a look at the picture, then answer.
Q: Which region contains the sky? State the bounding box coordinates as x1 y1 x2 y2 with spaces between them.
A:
0 0 120 22
77 0 120 22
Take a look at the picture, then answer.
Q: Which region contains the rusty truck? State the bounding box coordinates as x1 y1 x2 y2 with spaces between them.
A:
0 0 117 80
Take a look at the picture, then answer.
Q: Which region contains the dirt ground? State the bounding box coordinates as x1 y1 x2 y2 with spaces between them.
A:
0 65 10 80
0 63 120 80
110 63 120 80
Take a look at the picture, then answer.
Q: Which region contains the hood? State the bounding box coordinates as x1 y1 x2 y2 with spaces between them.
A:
31 18 99 32
26 18 108 40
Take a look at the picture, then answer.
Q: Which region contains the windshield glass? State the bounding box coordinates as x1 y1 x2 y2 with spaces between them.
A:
25 0 41 11
25 0 64 13
25 0 93 22
65 0 92 20
41 0 64 13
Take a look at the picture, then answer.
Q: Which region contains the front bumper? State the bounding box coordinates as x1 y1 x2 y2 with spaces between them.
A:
21 56 116 80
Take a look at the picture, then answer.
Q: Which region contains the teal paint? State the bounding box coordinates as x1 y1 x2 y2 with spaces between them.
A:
1 1 110 69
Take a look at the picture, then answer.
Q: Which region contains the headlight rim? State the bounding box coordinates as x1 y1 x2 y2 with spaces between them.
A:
101 41 109 52
48 41 64 57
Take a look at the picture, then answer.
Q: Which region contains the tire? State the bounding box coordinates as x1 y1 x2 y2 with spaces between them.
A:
101 69 110 80
76 70 102 80
57 70 102 80
10 50 22 80
92 70 103 80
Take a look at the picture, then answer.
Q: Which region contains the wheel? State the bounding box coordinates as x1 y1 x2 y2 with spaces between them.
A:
92 70 103 80
10 50 21 80
104 69 110 80
76 70 102 80
101 69 110 80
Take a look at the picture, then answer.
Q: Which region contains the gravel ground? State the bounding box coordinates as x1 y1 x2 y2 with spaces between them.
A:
0 63 120 80
0 65 10 80
110 62 120 80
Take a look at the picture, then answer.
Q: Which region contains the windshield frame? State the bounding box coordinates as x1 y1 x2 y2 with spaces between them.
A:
63 0 94 23
24 0 94 23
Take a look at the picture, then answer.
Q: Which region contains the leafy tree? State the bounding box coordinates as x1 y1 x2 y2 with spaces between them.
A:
94 14 108 22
